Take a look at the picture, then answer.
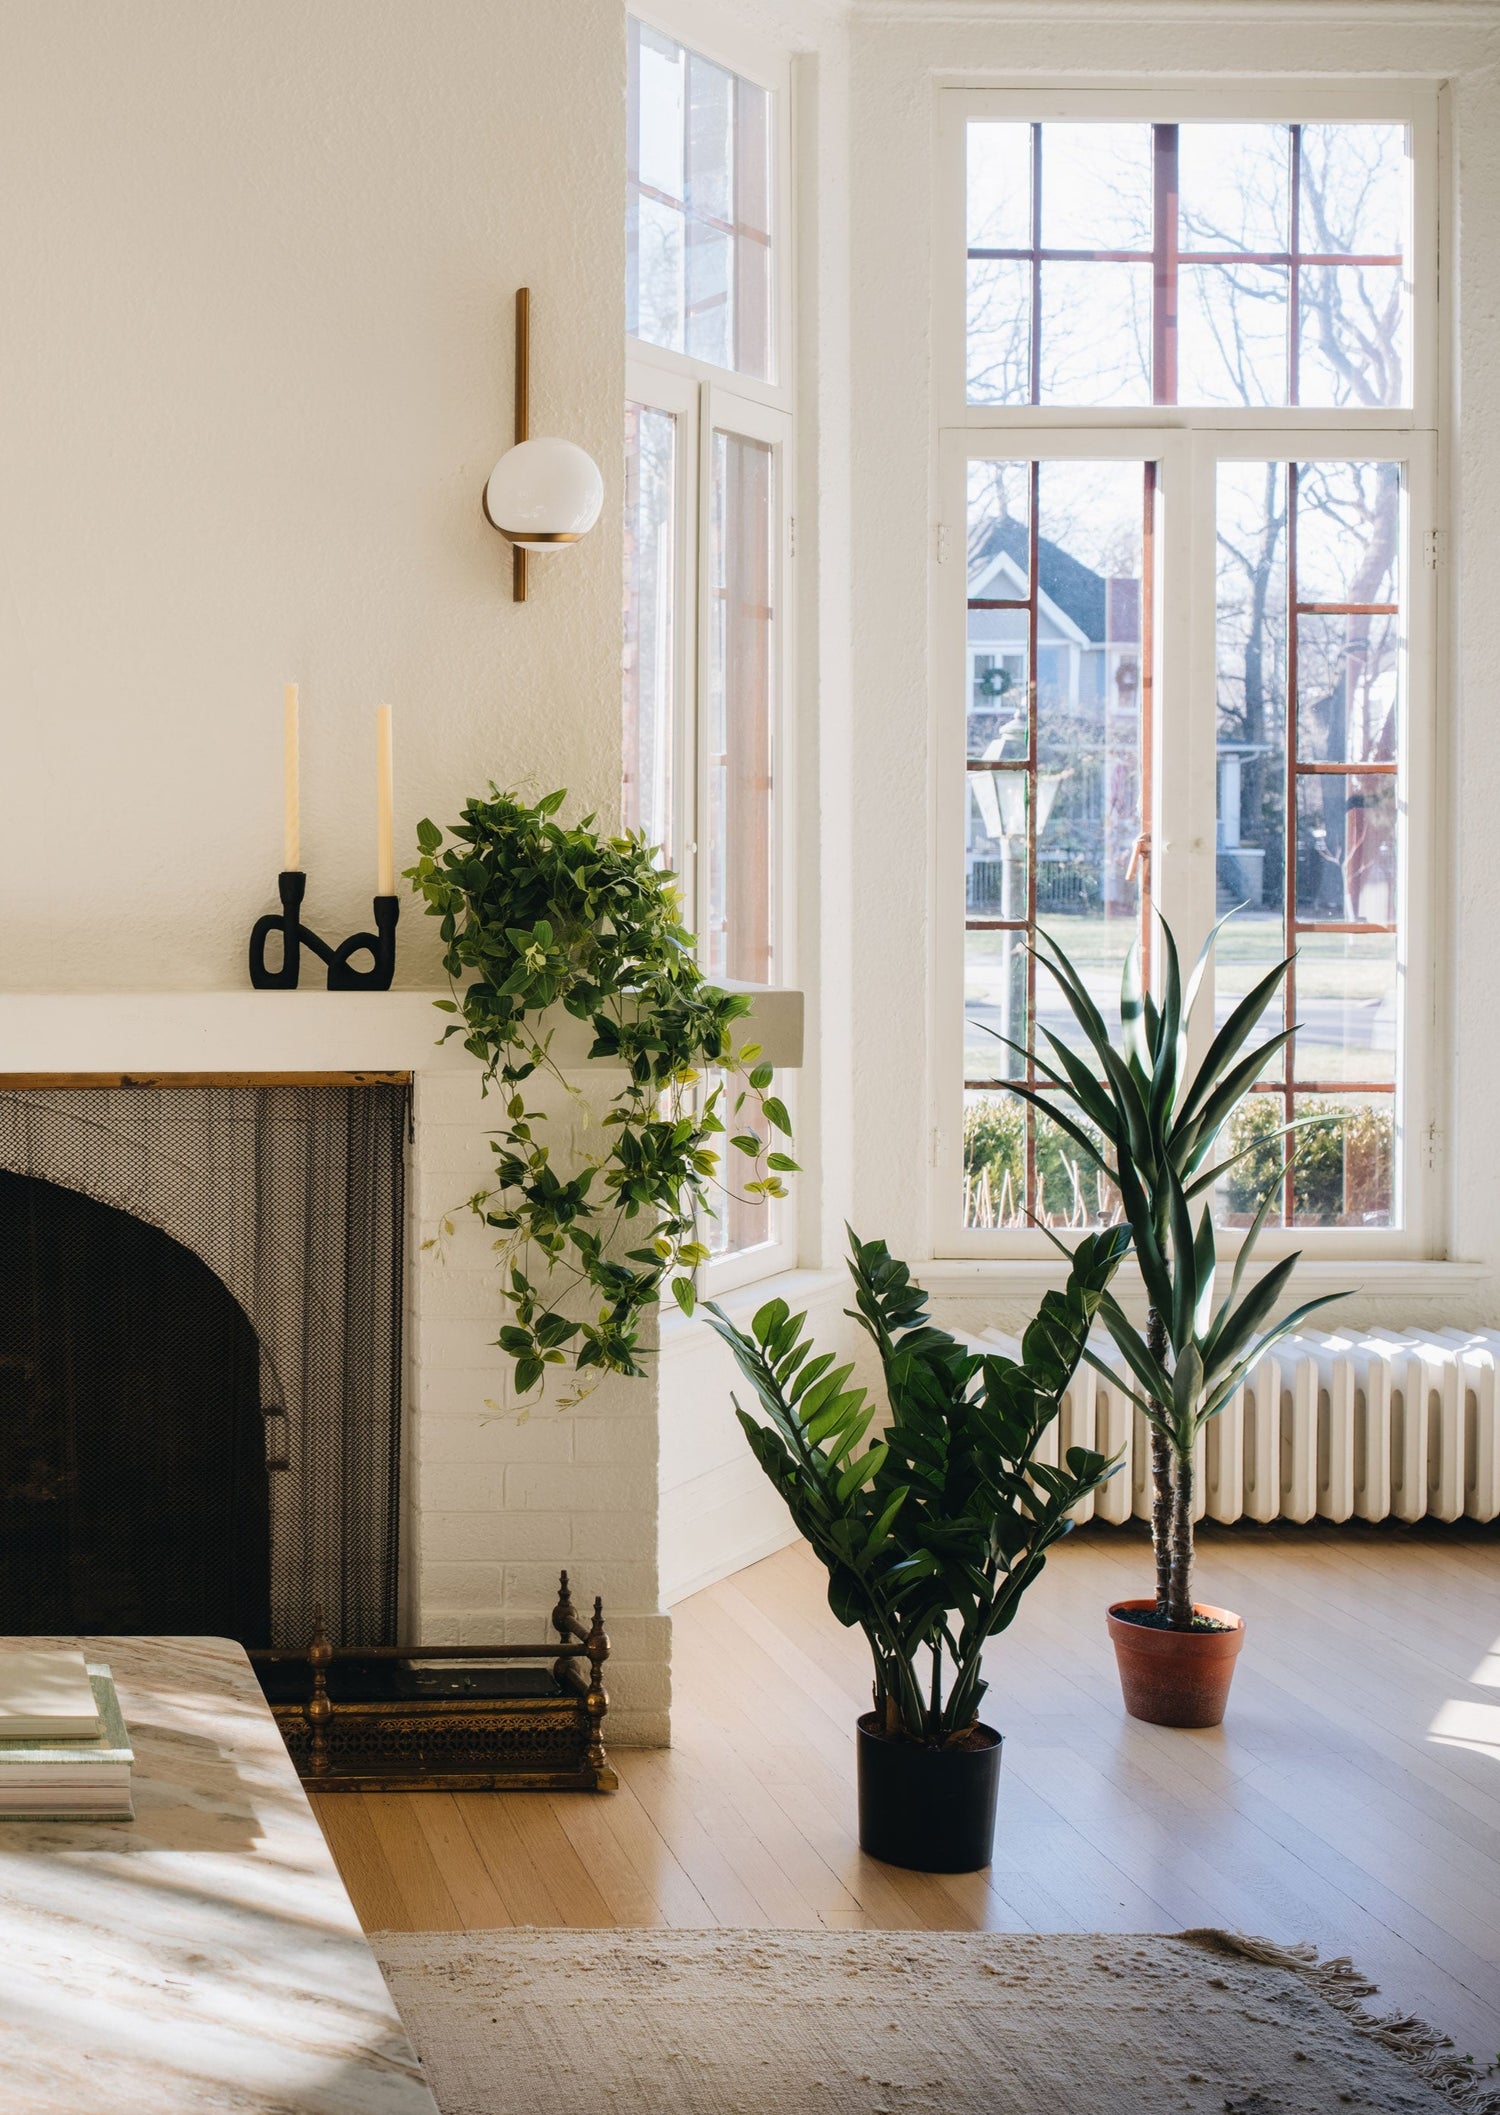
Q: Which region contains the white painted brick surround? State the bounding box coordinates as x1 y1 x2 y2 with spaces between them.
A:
0 993 673 1745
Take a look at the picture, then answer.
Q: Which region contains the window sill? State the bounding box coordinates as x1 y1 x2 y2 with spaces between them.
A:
916 1255 1491 1305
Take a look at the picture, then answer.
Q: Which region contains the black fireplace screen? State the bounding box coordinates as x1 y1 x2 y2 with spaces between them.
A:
0 1083 407 1650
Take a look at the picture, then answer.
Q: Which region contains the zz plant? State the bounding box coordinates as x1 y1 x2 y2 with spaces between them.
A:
986 916 1346 1629
705 1226 1130 1743
409 787 795 1400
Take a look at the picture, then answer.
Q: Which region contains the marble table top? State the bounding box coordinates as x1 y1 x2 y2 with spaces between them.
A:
0 1635 438 2114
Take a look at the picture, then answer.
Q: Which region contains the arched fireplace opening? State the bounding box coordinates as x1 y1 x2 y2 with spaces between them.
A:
0 1169 273 1643
0 1082 407 1650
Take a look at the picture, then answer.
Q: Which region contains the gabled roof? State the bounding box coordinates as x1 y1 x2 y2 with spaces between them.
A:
971 515 1108 643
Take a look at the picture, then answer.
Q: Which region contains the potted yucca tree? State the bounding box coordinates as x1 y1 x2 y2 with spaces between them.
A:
987 917 1348 1726
705 1224 1129 1870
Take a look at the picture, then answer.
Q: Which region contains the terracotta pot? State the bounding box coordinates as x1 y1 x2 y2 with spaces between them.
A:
1107 1598 1245 1728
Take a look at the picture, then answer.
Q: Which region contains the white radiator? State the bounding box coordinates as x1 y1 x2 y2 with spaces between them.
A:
976 1326 1500 1526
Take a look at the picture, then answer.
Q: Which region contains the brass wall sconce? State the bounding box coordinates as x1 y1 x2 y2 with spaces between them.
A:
482 287 604 603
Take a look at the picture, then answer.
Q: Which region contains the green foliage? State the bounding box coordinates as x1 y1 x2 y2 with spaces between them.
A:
963 1093 1117 1227
408 787 796 1399
1225 1095 1393 1227
977 913 1350 1624
705 1225 1131 1744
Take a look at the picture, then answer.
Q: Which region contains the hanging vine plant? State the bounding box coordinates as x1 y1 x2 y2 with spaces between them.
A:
408 787 795 1402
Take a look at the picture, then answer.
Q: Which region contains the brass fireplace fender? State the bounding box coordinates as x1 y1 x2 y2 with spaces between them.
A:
250 1570 617 1793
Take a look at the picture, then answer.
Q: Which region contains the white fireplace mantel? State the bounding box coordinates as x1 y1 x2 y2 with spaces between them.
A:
0 985 803 1077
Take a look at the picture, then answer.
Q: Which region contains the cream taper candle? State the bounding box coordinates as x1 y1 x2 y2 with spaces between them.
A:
376 704 395 895
283 682 301 870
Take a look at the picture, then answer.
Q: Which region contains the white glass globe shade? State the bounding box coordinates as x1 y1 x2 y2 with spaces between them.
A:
484 437 604 550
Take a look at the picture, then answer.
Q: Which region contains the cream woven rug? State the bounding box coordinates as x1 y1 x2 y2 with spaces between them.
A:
373 1926 1500 2115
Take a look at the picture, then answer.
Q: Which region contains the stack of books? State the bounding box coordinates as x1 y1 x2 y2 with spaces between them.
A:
0 1649 134 1820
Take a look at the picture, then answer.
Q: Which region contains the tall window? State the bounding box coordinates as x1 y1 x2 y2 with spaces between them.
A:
940 91 1436 1257
624 16 793 1286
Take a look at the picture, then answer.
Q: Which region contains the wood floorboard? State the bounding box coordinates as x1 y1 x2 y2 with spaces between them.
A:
314 1526 1500 2054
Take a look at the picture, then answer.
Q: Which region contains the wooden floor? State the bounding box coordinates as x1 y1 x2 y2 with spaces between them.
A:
314 1526 1500 2055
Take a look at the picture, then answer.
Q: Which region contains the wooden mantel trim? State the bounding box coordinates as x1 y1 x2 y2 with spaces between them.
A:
0 1071 413 1089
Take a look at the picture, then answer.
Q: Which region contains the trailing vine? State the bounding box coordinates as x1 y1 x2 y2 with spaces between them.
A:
408 787 796 1402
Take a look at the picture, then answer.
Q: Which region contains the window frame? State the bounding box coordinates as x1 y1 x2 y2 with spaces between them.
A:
932 81 1443 1265
626 10 798 1295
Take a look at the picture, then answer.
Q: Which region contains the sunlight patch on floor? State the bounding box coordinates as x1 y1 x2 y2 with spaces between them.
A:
1427 1697 1500 1760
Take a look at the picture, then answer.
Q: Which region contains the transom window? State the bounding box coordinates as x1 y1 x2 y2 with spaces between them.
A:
967 120 1410 409
628 17 775 382
939 89 1436 1258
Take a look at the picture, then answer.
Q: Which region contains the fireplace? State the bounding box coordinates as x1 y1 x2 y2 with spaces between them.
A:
0 1082 407 1650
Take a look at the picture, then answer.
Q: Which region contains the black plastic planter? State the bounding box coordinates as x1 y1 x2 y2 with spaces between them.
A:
855 1713 1003 1872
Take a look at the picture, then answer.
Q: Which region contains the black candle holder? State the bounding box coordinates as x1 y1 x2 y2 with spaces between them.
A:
249 871 399 990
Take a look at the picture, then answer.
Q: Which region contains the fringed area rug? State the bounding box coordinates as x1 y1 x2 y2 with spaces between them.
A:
373 1926 1500 2115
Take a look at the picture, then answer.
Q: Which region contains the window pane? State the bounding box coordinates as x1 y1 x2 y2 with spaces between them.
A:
1040 124 1153 249
1216 459 1288 925
1299 123 1407 257
967 258 1032 406
1219 1096 1289 1227
1038 262 1152 405
1297 611 1399 765
968 121 1031 250
1296 460 1400 606
1291 1095 1395 1227
968 644 1029 761
1298 266 1406 407
962 457 1152 1226
706 429 776 983
685 53 735 370
967 771 1029 918
1034 458 1146 1000
968 460 1031 595
1295 772 1396 925
1291 930 1397 1086
963 1091 1118 1231
1218 1093 1395 1229
703 1067 779 1261
627 18 774 380
967 459 1031 760
622 403 677 859
1212 913 1287 1084
1179 123 1289 253
1215 460 1405 1229
1179 262 1288 406
964 932 1028 1080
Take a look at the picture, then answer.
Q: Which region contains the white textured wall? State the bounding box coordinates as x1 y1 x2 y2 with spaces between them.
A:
0 0 624 992
847 2 1500 1332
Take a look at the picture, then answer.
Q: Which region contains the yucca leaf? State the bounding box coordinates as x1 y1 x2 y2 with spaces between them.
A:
1166 1158 1196 1351
1033 1025 1122 1146
1192 1201 1217 1339
979 1077 1114 1173
972 1021 1073 1098
1120 940 1151 1076
1201 1160 1290 1361
1183 906 1241 1022
1173 957 1293 1138
1080 1343 1155 1417
1176 1027 1295 1171
1095 1289 1174 1403
1201 1253 1301 1383
1197 1290 1351 1425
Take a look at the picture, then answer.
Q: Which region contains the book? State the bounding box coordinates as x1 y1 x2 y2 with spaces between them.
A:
0 1648 101 1740
0 1666 134 1821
